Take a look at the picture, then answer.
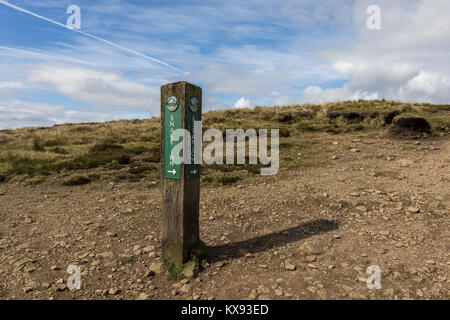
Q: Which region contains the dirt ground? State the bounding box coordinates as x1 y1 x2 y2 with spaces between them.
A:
0 131 448 300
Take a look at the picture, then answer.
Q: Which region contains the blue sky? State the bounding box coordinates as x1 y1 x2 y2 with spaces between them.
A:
1 0 450 129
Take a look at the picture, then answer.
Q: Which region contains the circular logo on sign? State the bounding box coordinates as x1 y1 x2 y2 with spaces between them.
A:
166 96 178 112
189 97 198 112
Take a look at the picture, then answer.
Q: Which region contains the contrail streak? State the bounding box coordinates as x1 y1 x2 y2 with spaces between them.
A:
0 45 101 66
0 0 186 74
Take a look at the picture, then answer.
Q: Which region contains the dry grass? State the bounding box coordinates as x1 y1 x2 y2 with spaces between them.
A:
0 100 448 185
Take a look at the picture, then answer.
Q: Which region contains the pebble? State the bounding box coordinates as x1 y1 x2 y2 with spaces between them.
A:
108 288 120 296
41 282 50 290
137 293 149 300
407 207 420 214
284 260 296 271
182 262 199 279
180 284 191 293
99 251 114 259
56 284 67 292
249 289 258 300
274 289 283 296
149 262 163 274
299 242 321 256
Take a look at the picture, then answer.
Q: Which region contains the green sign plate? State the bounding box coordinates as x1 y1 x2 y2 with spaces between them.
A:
185 97 201 180
163 100 181 179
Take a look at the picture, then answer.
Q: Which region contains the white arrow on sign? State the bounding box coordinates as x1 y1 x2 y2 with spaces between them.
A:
167 169 176 175
190 169 197 175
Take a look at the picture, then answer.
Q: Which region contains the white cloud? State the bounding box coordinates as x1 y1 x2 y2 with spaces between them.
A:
0 99 119 129
28 65 159 112
303 0 450 104
405 71 450 97
299 85 379 104
0 81 23 89
233 97 255 109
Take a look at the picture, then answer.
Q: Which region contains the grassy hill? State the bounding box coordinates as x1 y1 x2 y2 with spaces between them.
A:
0 100 449 186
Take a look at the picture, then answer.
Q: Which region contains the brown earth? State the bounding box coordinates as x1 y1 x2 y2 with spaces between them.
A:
0 131 448 300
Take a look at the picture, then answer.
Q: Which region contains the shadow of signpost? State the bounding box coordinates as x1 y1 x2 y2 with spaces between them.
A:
208 219 339 262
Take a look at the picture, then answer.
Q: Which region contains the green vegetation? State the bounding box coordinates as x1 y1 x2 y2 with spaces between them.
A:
165 240 208 280
62 175 93 186
117 256 134 266
0 100 448 185
166 262 187 281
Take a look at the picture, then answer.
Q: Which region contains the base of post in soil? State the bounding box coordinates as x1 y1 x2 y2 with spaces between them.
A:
163 239 209 280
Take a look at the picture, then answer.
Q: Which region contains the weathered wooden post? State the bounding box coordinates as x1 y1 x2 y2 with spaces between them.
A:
161 81 202 265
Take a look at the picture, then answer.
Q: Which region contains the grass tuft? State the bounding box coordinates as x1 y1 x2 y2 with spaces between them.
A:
62 175 92 186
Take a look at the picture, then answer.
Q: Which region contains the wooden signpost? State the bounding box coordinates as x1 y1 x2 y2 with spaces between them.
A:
161 81 202 265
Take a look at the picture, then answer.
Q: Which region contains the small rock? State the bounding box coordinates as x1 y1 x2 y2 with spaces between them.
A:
357 276 367 283
41 282 51 289
108 288 120 296
249 289 258 300
182 262 199 279
398 159 414 167
56 284 67 292
299 242 321 256
284 260 296 271
384 288 395 296
180 284 191 293
407 206 420 214
23 283 37 293
416 289 424 297
213 261 226 269
149 262 164 274
307 286 317 294
137 293 149 300
99 251 114 259
317 289 328 300
143 246 155 253
274 289 283 296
